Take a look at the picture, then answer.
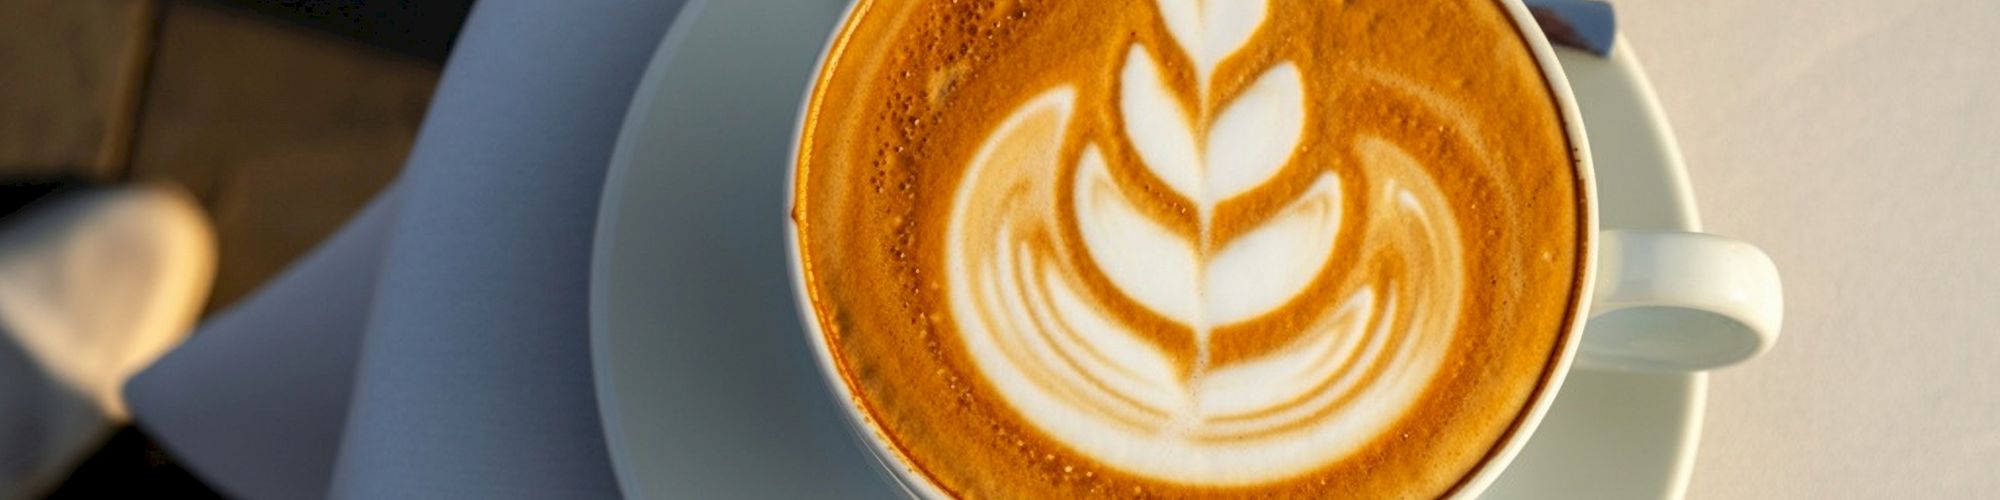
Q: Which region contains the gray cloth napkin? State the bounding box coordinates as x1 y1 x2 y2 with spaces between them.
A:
1525 0 1617 56
126 1 686 498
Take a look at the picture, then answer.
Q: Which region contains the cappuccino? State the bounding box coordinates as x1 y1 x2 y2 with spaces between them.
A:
793 0 1584 496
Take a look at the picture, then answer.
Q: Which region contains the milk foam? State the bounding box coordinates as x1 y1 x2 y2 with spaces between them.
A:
943 0 1472 485
1154 0 1267 91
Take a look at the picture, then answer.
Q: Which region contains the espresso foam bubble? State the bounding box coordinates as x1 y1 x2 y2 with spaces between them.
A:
795 0 1584 497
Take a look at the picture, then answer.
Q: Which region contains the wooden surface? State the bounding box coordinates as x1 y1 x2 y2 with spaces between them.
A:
0 0 157 179
1 0 441 309
127 1 437 309
3 1 448 496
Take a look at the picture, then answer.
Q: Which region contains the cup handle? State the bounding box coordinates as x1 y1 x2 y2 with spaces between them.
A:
1578 230 1784 372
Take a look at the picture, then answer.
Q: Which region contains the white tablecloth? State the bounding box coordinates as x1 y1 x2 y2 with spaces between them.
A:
1618 1 2000 497
120 0 1999 498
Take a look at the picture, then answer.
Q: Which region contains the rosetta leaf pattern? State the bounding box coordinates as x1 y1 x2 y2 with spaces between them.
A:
1155 0 1268 90
1074 146 1200 324
941 0 1470 483
1086 0 1334 328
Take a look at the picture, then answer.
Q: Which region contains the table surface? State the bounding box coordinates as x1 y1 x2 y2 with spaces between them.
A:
1616 1 1999 497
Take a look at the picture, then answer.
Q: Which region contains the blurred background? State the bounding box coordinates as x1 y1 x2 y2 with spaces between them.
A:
1 0 470 496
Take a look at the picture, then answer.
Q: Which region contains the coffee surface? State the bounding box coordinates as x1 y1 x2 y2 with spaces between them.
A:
794 0 1585 497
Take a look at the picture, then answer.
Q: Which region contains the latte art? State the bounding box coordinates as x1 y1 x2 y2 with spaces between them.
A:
943 3 1472 482
795 0 1585 496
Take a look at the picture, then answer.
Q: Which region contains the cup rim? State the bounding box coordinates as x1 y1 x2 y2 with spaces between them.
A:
780 0 1601 497
1442 0 1599 496
784 0 951 496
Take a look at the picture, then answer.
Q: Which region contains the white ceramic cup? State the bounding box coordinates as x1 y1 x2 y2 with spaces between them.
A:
783 0 1784 497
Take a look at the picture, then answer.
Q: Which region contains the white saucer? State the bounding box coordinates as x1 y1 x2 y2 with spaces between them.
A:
591 1 1707 498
